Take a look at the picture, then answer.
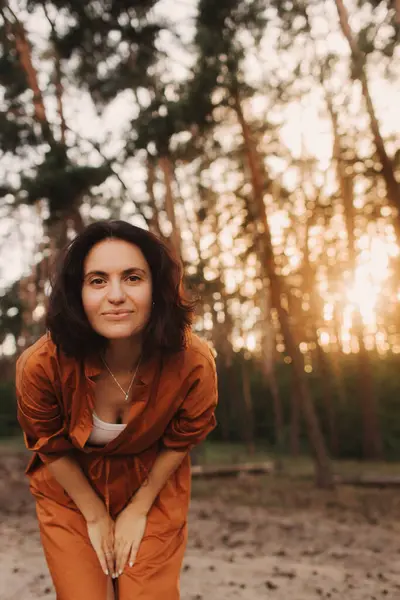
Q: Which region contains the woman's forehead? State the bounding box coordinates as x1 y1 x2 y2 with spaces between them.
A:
84 239 149 272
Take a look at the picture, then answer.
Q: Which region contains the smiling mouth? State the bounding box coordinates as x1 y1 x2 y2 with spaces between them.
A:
103 311 133 318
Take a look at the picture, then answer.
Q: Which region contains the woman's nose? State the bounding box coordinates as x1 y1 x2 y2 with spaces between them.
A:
107 281 126 302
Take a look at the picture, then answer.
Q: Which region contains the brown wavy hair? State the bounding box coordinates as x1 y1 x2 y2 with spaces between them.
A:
46 220 196 360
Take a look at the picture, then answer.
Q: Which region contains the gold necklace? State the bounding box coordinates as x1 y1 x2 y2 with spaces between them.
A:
100 354 142 403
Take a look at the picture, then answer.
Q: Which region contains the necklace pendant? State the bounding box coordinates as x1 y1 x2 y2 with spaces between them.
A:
100 352 142 404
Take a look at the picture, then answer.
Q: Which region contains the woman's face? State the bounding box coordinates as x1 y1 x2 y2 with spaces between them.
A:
81 238 153 341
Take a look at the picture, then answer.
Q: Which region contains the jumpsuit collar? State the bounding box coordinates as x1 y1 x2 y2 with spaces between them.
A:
83 350 160 386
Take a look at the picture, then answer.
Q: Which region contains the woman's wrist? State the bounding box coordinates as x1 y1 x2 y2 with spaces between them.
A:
82 497 109 523
84 509 108 524
127 496 150 516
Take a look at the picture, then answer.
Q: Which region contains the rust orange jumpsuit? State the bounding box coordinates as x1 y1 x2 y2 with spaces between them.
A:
15 331 217 600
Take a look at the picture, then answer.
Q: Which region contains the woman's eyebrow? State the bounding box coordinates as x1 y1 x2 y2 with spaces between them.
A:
84 267 147 279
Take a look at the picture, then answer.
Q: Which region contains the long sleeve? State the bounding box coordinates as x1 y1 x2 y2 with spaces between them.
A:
161 353 218 452
16 351 74 465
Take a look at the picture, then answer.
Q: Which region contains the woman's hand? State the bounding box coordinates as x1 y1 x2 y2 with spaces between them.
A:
86 511 115 577
113 503 147 577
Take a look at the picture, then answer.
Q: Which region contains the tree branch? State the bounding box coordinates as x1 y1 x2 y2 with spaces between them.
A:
3 4 54 146
42 2 67 145
70 130 151 226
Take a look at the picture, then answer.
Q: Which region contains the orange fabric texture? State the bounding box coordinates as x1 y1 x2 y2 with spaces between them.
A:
16 331 217 599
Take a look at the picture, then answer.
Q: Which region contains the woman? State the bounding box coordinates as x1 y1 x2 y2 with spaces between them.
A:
16 220 218 600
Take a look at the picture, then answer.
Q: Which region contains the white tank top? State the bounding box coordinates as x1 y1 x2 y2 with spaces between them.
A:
87 411 127 446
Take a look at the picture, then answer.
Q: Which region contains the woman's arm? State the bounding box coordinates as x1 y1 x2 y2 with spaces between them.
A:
16 351 107 521
128 351 218 515
113 448 187 576
47 456 107 522
16 351 75 463
16 349 115 576
127 448 187 515
48 456 115 576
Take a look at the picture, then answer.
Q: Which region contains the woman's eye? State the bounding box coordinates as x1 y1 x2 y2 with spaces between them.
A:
88 275 140 285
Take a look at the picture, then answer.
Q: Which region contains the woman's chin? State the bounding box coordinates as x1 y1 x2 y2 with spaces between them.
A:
99 325 143 340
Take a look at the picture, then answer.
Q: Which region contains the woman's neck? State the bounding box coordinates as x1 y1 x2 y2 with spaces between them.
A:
103 337 142 373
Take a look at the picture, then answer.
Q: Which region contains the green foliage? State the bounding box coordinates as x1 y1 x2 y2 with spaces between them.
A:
43 1 162 108
0 27 28 99
214 352 400 460
0 23 38 154
20 144 112 216
0 380 19 437
190 0 271 127
197 0 268 42
0 3 117 221
0 282 23 344
0 110 38 154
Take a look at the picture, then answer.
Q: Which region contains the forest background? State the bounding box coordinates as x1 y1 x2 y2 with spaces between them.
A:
0 0 399 489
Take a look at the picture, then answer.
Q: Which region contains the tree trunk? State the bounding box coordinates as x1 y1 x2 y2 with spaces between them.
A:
327 91 383 459
42 4 66 145
6 13 54 146
241 357 256 455
234 91 334 487
290 371 300 457
260 297 285 454
54 58 66 145
353 311 383 458
218 364 231 443
270 368 284 453
17 207 73 348
303 208 339 457
329 343 347 399
68 207 85 235
334 0 400 242
211 297 234 444
18 271 38 350
158 155 182 260
47 218 68 267
263 358 284 456
315 341 338 456
146 155 164 239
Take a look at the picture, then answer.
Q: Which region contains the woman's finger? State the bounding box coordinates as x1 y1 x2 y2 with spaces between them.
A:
116 541 130 576
95 545 109 576
103 545 114 578
128 542 140 567
107 531 115 576
113 539 123 577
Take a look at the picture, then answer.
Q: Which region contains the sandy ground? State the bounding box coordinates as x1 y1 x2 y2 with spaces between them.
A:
1 452 400 599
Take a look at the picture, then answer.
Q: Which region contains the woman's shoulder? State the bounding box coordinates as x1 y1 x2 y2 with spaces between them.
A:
164 332 216 377
16 331 60 380
185 332 215 365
